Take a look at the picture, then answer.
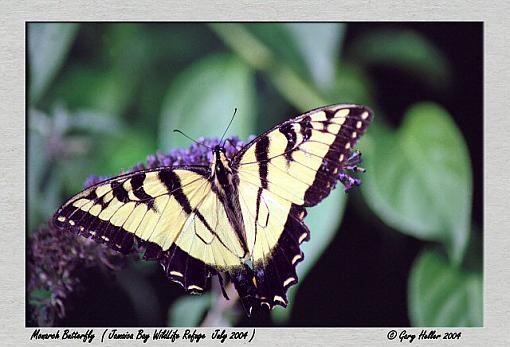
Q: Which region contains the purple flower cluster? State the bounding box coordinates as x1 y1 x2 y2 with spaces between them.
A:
27 224 132 326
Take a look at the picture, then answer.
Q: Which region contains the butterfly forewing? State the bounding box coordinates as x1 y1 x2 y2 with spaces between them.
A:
235 104 373 207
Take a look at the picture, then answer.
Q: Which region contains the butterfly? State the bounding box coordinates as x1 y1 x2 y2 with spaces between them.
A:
52 104 373 315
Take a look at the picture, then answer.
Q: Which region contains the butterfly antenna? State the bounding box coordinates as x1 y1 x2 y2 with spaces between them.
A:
173 129 211 150
220 108 237 147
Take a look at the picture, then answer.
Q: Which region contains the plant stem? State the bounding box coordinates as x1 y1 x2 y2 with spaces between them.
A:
209 23 328 111
200 282 239 327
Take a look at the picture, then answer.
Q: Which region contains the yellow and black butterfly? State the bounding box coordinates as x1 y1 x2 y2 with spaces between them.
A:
52 104 373 315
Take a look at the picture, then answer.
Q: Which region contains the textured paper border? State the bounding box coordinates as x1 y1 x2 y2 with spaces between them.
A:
2 1 508 346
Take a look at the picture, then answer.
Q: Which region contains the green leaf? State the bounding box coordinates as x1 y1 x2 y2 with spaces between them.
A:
159 53 256 151
272 188 347 323
168 293 212 327
409 248 482 326
28 23 79 104
348 29 451 90
360 103 472 264
285 23 345 90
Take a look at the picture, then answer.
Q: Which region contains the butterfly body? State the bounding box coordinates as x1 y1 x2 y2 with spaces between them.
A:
53 104 373 315
210 145 250 259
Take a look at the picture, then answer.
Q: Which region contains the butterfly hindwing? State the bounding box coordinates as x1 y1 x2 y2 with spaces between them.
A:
232 104 373 309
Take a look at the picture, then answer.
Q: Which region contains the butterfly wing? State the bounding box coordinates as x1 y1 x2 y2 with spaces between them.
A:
52 166 246 293
232 104 373 310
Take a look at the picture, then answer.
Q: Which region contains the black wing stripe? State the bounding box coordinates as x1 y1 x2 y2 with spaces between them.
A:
111 180 130 203
255 135 270 189
253 187 264 253
130 173 155 202
159 169 193 214
279 123 297 162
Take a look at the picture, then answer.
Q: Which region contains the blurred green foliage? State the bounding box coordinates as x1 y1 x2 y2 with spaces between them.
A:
27 23 482 327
